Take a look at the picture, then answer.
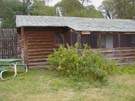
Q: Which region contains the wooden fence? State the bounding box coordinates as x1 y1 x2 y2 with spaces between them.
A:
95 47 135 65
0 29 18 58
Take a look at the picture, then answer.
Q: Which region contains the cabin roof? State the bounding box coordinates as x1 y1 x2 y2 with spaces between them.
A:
16 15 135 32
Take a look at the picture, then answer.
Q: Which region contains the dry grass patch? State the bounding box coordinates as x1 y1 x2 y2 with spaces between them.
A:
0 69 135 101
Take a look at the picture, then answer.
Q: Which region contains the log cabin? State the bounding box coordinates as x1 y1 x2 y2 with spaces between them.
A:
16 15 135 69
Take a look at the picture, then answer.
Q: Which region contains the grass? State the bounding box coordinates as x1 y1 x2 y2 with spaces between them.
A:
0 67 135 101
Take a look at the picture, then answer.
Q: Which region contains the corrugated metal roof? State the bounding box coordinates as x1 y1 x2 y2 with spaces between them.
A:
16 15 135 32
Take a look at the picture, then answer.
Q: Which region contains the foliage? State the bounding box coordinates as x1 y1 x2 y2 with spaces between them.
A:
32 0 103 17
56 0 83 15
23 0 34 15
32 0 56 16
55 0 103 18
78 6 103 18
0 0 103 27
101 0 135 19
48 44 116 82
0 0 26 28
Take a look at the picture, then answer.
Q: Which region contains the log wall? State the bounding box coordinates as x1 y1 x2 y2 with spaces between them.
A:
21 27 70 69
96 47 135 65
19 27 135 68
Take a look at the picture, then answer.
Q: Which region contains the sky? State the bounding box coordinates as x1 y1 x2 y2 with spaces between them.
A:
47 0 104 8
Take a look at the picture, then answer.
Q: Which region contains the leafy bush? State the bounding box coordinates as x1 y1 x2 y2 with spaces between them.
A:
48 44 116 82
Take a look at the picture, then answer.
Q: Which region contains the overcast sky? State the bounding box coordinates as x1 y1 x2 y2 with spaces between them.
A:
47 0 104 8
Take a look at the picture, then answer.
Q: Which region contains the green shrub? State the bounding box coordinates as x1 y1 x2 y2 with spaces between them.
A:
48 44 116 82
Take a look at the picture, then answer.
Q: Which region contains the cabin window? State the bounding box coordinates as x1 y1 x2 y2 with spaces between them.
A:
55 33 64 45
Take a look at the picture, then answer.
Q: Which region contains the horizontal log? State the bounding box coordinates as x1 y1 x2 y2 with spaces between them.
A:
28 51 53 55
95 47 135 50
105 52 135 57
26 34 53 37
28 62 50 66
28 58 48 62
27 42 54 46
27 36 54 39
98 49 135 53
28 65 50 69
28 48 54 52
27 45 57 49
28 56 51 60
27 39 54 43
107 56 135 60
25 32 53 35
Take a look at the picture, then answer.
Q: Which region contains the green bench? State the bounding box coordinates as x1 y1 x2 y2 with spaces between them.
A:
0 64 28 80
0 59 28 80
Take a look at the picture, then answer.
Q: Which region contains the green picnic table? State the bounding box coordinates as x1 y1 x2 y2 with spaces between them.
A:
0 59 28 80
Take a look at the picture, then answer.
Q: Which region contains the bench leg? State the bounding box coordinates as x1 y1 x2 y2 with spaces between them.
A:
12 64 17 77
25 65 28 72
0 70 7 80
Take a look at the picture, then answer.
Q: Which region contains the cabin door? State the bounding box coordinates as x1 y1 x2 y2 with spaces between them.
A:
106 35 113 48
98 34 113 48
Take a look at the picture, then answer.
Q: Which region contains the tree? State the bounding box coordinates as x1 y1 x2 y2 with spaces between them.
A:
55 0 83 16
32 0 103 18
0 0 25 28
101 0 135 19
22 0 34 15
31 0 56 16
55 0 103 17
79 6 103 18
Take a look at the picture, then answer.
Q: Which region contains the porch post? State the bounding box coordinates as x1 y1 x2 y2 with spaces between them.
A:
21 27 27 65
77 31 81 49
97 34 102 48
21 27 25 64
118 34 121 47
70 29 73 46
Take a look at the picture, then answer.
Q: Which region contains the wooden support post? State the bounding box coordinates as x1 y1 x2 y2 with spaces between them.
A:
77 32 81 49
77 32 82 55
97 34 101 48
21 27 27 65
118 34 121 47
20 27 24 63
70 30 73 47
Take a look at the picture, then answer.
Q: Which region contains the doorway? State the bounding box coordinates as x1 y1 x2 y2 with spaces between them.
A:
98 34 113 48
